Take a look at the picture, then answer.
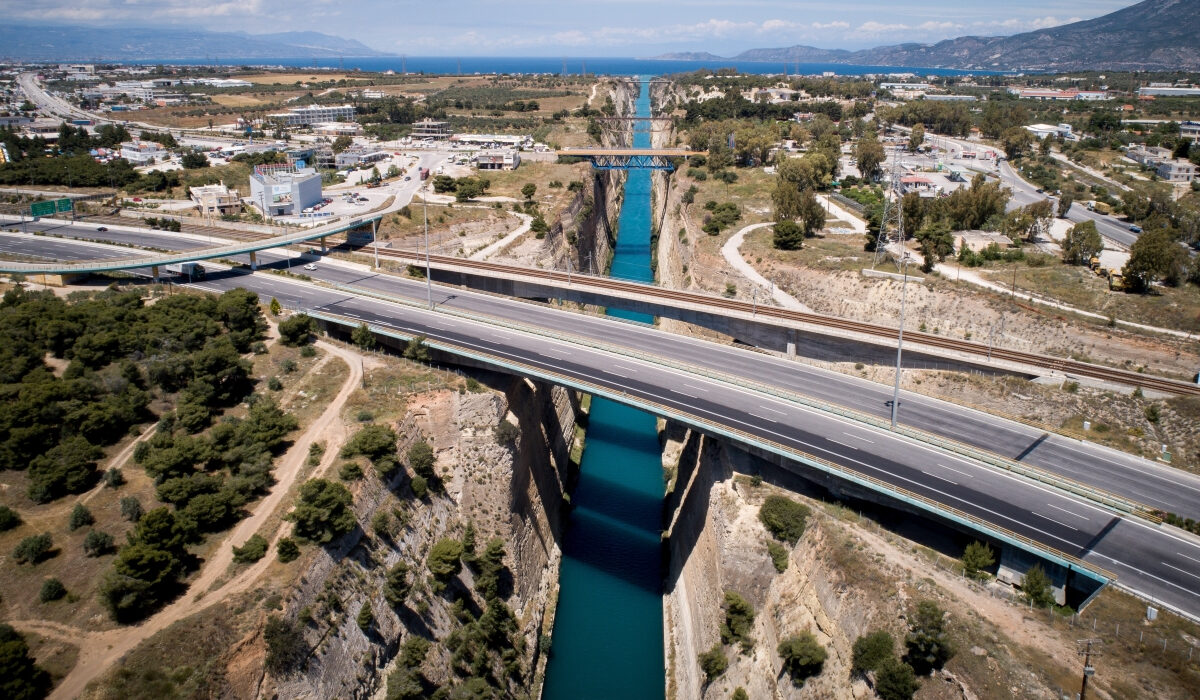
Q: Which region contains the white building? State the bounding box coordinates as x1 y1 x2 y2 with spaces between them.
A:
1024 123 1073 140
1127 145 1172 166
120 140 167 165
249 164 323 216
1008 88 1110 101
189 182 242 216
1181 121 1200 140
452 133 532 148
1138 85 1200 98
267 104 357 126
1156 159 1197 183
475 150 521 170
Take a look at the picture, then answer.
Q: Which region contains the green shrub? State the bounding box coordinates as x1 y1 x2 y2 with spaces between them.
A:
276 537 300 563
278 314 316 346
875 658 919 700
13 533 53 564
410 475 428 499
83 529 115 557
68 503 94 531
905 600 954 675
299 345 317 358
852 630 895 676
264 616 308 672
759 495 810 544
1021 565 1055 609
778 631 826 687
698 644 727 683
0 505 21 531
0 623 51 699
341 424 398 463
357 603 375 631
120 497 143 522
720 591 755 652
767 540 789 572
338 462 364 481
961 541 995 579
384 562 410 606
286 479 356 544
39 578 67 603
232 534 269 563
494 420 519 446
427 538 464 580
407 440 435 478
268 376 283 391
104 468 125 488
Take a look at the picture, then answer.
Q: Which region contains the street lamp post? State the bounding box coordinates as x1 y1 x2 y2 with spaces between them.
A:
423 182 432 310
891 250 910 429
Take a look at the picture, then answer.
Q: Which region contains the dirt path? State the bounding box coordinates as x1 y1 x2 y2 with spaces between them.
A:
470 212 533 260
721 222 815 312
12 340 363 700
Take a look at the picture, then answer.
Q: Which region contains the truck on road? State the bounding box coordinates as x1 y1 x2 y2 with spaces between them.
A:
165 262 205 281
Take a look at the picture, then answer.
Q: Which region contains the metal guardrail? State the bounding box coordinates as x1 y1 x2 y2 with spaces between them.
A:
323 281 1160 524
307 307 1117 584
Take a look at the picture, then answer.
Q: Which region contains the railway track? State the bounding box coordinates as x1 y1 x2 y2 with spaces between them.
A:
67 214 1200 396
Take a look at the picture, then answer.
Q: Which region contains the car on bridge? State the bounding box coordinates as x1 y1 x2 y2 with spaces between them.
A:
304 263 317 271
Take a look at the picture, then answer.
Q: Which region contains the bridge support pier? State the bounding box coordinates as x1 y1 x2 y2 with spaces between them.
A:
249 251 258 271
151 265 160 282
320 236 327 253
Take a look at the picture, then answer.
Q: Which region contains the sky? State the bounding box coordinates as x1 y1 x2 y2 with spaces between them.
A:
7 0 1137 56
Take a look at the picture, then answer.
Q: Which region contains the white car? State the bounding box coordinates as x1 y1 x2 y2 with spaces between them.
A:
303 263 317 271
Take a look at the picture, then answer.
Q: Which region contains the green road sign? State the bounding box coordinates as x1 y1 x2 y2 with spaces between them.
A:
55 198 73 213
30 200 56 217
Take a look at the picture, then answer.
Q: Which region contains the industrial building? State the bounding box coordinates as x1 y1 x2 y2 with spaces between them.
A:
267 104 357 126
249 164 323 217
1008 88 1110 101
452 133 532 149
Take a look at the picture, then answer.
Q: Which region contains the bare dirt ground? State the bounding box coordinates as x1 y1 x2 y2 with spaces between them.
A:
10 339 361 700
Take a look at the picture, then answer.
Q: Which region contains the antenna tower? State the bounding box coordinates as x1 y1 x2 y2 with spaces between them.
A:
873 149 904 268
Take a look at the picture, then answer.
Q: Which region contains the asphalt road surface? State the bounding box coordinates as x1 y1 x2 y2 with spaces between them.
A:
4 228 1200 617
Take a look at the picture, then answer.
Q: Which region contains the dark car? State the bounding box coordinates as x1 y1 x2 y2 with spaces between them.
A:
1129 225 1143 233
96 226 108 231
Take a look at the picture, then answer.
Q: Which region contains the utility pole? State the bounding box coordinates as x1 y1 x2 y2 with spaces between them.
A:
1077 639 1101 700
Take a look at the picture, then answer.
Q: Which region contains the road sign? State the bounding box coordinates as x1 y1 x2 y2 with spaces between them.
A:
29 198 72 217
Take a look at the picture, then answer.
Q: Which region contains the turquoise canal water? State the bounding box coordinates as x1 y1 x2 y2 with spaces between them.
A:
541 79 665 700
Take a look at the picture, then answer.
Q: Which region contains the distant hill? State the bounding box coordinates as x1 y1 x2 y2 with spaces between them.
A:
653 51 728 61
655 0 1200 71
0 25 388 61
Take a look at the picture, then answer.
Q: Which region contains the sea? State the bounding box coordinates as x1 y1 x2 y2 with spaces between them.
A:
137 56 995 77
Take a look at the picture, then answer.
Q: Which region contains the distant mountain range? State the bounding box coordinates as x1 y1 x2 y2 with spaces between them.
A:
0 25 388 61
654 0 1200 71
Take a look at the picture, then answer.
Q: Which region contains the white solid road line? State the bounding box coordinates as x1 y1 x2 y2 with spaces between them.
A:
748 412 777 423
612 364 638 374
843 432 875 443
1046 503 1091 521
1033 512 1077 531
828 438 858 450
683 384 709 393
758 405 786 415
